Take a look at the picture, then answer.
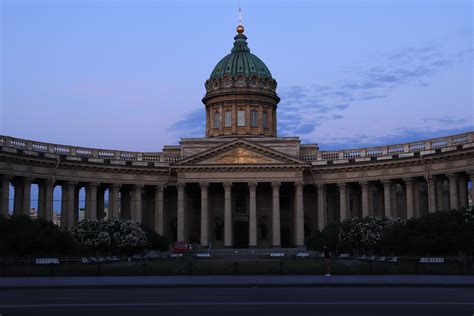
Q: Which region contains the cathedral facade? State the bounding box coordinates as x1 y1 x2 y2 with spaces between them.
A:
1 25 473 248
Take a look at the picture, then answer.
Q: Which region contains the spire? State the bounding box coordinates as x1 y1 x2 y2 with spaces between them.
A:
236 5 244 34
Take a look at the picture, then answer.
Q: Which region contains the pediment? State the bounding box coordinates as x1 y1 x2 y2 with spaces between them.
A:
198 147 282 165
174 139 307 166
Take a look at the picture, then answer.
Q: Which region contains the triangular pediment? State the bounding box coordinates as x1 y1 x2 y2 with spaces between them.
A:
174 139 307 166
198 147 281 164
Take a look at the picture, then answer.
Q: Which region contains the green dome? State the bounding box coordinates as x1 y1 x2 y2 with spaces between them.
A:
210 33 273 79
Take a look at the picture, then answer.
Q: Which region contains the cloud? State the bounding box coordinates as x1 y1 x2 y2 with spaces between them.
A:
275 43 472 141
166 109 205 138
166 42 472 146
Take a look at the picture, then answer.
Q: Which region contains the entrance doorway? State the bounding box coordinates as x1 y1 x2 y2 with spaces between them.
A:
233 221 249 248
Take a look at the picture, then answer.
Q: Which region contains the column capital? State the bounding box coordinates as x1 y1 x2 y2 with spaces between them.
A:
466 169 474 177
381 179 393 185
199 182 209 189
403 177 415 185
176 182 186 189
359 180 369 188
110 183 122 190
271 181 281 188
337 182 347 189
0 174 13 181
133 184 144 190
223 182 232 189
23 177 34 184
64 180 78 188
295 181 304 188
43 178 54 186
87 182 100 189
446 173 459 180
426 175 436 182
248 182 258 188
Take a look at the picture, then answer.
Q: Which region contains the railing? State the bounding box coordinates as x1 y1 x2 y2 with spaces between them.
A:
0 135 179 164
300 132 473 162
1 131 472 165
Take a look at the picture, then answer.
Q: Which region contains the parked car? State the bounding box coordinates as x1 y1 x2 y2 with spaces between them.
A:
172 241 192 253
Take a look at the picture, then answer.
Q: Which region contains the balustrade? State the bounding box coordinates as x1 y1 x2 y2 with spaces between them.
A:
0 132 472 165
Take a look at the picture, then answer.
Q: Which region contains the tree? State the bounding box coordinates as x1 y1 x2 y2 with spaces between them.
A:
0 215 77 256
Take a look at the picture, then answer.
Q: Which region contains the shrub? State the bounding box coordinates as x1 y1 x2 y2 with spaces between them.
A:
71 218 148 254
139 223 170 251
338 216 404 254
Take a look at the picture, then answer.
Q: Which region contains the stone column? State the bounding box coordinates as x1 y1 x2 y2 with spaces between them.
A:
368 185 374 215
154 185 164 235
436 177 444 211
64 182 76 229
382 180 392 217
413 180 420 218
404 178 414 219
22 177 32 216
447 173 459 210
97 187 105 219
427 176 437 213
248 182 257 248
223 182 233 247
338 183 348 221
272 182 281 247
42 179 54 221
13 179 23 215
132 184 143 223
85 182 98 220
360 181 369 218
295 181 304 247
317 184 326 231
119 188 129 219
61 183 68 228
38 181 46 218
200 182 209 247
0 175 11 217
177 183 185 241
108 183 121 219
458 176 468 208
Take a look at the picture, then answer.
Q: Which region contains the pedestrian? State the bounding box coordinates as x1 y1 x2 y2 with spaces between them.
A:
323 245 332 276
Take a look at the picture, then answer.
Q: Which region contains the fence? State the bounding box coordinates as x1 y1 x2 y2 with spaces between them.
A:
1 253 473 277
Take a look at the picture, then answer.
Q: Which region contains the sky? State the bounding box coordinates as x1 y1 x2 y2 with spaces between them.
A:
1 0 473 153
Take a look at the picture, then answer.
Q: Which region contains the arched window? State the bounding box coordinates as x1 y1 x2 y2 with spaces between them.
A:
262 111 268 129
214 111 221 128
250 110 258 127
224 111 232 127
237 110 245 127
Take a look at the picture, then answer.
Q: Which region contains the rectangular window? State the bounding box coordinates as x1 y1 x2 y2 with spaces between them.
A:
250 110 258 127
263 111 268 128
214 111 221 128
237 110 245 127
224 111 232 127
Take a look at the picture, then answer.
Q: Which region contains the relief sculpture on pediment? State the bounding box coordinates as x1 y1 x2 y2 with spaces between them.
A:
213 148 273 164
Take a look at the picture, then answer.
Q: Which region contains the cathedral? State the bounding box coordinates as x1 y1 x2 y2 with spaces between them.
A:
0 24 473 248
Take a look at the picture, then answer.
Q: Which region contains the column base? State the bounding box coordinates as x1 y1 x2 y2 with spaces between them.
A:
249 245 258 249
272 245 282 249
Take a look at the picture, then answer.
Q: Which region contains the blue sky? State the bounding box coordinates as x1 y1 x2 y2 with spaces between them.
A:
1 0 472 153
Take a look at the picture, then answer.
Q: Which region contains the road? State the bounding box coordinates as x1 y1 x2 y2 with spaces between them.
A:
0 287 472 315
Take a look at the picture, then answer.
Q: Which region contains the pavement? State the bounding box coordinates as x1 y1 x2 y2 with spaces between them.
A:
1 275 473 289
0 286 472 315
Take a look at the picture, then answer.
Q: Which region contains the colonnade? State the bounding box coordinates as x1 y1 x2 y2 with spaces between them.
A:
0 171 473 248
316 172 473 230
